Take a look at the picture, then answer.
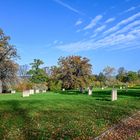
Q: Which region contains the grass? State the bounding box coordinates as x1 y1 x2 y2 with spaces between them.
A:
0 88 140 139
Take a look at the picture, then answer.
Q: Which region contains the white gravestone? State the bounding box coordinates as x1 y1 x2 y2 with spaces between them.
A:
62 88 65 91
29 89 34 95
35 89 39 93
102 87 104 90
23 90 30 97
0 80 2 93
11 90 16 94
88 86 93 96
120 86 122 90
112 89 117 101
42 90 46 93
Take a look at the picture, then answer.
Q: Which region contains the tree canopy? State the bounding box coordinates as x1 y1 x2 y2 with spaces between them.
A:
0 28 18 93
55 56 92 90
28 59 48 83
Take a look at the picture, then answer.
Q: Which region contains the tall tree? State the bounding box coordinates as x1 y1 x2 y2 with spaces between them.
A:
28 59 48 83
57 56 92 91
98 72 106 86
127 71 138 82
116 67 127 82
0 28 18 93
138 69 140 78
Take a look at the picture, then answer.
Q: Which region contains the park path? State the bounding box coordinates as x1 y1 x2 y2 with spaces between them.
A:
94 111 140 140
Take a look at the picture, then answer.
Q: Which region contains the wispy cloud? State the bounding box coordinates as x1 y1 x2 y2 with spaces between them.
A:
105 17 115 23
123 6 136 13
83 15 103 30
75 19 83 26
104 12 140 35
53 0 84 15
56 13 140 52
94 25 106 33
56 28 140 52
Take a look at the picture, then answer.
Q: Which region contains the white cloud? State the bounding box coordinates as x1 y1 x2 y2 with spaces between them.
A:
123 6 136 13
114 20 140 35
105 18 115 23
75 19 83 26
53 0 84 15
84 15 103 30
56 26 140 52
104 12 140 35
94 25 106 33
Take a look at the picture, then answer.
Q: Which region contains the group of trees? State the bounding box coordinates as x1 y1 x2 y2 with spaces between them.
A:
1 28 140 93
94 66 140 88
18 56 93 92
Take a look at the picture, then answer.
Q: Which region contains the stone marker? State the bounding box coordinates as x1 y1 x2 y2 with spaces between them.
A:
62 88 65 91
29 89 34 95
35 89 39 93
23 90 30 97
112 89 117 101
42 90 46 93
88 86 93 96
120 86 122 89
0 80 2 93
102 87 104 90
11 90 16 94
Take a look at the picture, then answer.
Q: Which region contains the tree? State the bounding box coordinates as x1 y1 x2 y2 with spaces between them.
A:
49 66 62 91
127 71 138 82
98 72 106 87
138 69 140 78
116 67 127 83
103 66 116 87
57 56 92 91
0 28 18 93
28 59 48 83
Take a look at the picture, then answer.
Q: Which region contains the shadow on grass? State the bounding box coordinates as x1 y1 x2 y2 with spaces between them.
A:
59 90 86 95
0 100 53 140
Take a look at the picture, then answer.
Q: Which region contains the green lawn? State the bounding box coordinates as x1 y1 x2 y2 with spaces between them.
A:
0 89 140 139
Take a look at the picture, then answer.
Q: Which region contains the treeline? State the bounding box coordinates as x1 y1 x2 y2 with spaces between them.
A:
18 60 140 92
1 28 140 93
93 66 140 88
18 56 92 92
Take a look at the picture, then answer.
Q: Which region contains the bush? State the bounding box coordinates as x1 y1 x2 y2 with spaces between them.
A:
15 80 34 92
49 81 62 92
33 83 48 90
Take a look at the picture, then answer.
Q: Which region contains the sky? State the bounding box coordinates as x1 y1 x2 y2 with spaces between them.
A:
0 0 140 74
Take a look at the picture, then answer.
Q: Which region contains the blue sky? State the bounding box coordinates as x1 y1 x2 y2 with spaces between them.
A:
0 0 140 73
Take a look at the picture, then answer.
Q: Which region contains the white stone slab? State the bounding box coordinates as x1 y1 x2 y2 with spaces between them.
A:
23 90 30 97
35 89 39 93
42 90 46 93
29 89 34 94
11 90 16 94
112 89 117 101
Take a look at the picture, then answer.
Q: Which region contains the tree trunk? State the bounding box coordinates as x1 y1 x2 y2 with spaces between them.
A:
0 80 2 93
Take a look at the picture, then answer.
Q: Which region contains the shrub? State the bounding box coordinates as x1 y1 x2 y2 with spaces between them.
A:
49 81 62 92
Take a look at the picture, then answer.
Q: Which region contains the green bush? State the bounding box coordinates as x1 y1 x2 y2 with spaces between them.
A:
49 81 62 92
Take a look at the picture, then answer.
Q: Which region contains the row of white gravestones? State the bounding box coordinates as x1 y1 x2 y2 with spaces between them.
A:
112 89 117 101
22 89 47 97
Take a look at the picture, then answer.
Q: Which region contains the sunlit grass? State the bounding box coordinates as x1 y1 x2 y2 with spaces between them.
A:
0 88 140 139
